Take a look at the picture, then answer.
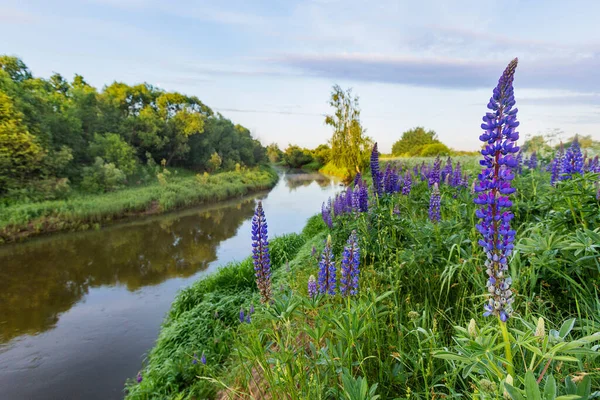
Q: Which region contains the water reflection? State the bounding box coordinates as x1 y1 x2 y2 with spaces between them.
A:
283 170 334 191
0 196 261 343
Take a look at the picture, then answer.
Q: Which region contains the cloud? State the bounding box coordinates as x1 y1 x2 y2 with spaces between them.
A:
276 53 600 93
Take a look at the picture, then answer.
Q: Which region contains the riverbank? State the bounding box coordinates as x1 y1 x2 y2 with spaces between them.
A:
0 167 278 244
125 160 600 399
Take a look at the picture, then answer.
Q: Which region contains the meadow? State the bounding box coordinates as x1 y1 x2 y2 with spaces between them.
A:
124 61 600 399
0 167 278 244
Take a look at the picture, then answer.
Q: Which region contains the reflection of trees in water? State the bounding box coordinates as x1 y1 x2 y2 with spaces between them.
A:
0 198 257 343
284 172 333 191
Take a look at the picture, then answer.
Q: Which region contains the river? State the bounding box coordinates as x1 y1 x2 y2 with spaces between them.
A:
0 170 339 400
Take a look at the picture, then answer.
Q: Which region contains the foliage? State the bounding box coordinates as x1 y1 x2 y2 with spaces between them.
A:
325 85 372 177
81 157 126 193
420 142 451 157
266 143 283 163
282 145 314 168
0 55 268 199
391 126 440 156
0 167 278 243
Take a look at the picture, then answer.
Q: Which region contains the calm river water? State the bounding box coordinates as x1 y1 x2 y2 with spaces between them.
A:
0 170 339 400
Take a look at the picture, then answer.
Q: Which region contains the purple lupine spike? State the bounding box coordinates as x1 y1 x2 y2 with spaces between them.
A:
345 186 354 211
515 152 523 174
252 201 272 304
393 168 402 193
451 162 462 187
246 313 251 323
352 180 369 212
550 144 565 186
249 304 254 314
307 275 317 298
428 183 441 223
528 151 538 169
420 162 429 181
413 164 419 177
239 308 245 323
441 157 453 184
321 199 333 228
402 171 412 195
340 231 360 297
192 353 198 364
475 58 519 323
561 137 584 180
137 372 143 383
201 352 206 365
383 164 394 194
353 172 362 187
318 235 336 295
371 143 383 196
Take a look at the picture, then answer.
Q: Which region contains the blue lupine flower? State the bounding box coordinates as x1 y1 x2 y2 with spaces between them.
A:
252 201 272 304
340 231 360 297
239 308 245 323
246 314 251 323
321 199 333 228
345 186 354 211
137 372 143 383
318 235 336 295
353 172 362 187
249 304 254 315
192 353 198 364
451 162 462 187
371 143 383 196
515 152 523 174
201 352 206 365
307 274 317 298
441 157 453 184
428 157 442 187
561 137 584 180
402 171 412 195
528 152 538 169
428 183 441 223
475 58 519 322
550 144 564 186
352 180 369 212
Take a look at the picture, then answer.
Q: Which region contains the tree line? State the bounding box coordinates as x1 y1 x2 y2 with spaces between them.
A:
0 56 267 199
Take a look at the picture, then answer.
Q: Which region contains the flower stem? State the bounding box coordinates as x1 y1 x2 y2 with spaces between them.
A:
499 318 514 377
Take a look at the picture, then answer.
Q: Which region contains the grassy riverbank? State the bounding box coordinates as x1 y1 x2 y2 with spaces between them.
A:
125 158 600 399
0 167 278 244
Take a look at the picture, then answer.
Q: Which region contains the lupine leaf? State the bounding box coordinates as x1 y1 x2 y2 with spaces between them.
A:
525 370 542 400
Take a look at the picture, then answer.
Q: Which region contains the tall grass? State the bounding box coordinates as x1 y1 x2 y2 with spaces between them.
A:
0 167 278 243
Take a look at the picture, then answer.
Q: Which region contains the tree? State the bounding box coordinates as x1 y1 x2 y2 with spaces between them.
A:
325 85 372 177
89 133 138 176
420 143 451 157
521 135 551 154
266 143 283 163
0 92 44 193
391 127 439 156
282 145 313 168
208 152 222 172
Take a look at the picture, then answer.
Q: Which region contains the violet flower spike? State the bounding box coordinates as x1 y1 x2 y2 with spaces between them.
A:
201 352 206 365
340 231 360 296
239 308 245 323
307 275 317 298
475 58 519 323
370 143 383 196
137 372 143 383
428 183 441 223
252 201 272 304
318 235 336 295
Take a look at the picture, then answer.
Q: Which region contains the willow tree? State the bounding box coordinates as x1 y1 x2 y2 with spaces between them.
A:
325 85 371 179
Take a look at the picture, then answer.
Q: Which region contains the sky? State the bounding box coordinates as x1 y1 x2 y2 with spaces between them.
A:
1 0 599 152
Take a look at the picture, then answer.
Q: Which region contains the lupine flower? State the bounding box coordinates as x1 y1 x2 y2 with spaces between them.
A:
307 275 317 298
345 186 354 210
462 172 469 188
352 180 369 212
321 199 333 228
515 152 523 174
246 314 251 323
353 172 362 187
311 246 317 258
561 137 584 180
393 205 400 215
441 157 453 183
340 231 360 296
585 155 599 173
249 304 254 315
402 171 412 195
318 235 336 295
239 308 245 323
192 353 198 364
137 372 143 383
596 181 600 201
252 201 272 304
428 183 441 223
550 144 564 186
451 162 462 187
371 143 383 196
474 58 519 323
428 157 442 187
528 152 538 169
201 352 206 365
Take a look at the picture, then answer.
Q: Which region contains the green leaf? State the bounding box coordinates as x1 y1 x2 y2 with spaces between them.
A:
565 376 577 395
505 383 526 400
525 370 542 400
559 319 576 339
543 374 557 400
576 376 591 399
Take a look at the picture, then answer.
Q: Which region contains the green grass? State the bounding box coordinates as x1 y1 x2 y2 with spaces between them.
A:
125 163 600 399
0 167 278 243
319 161 352 181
